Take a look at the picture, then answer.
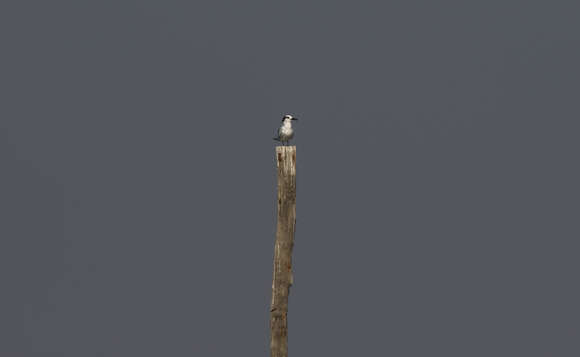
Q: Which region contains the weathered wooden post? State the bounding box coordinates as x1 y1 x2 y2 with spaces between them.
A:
270 146 297 357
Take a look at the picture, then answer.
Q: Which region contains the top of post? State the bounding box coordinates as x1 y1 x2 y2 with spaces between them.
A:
275 146 296 175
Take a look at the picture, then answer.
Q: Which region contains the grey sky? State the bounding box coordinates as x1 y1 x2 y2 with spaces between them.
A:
1 1 579 356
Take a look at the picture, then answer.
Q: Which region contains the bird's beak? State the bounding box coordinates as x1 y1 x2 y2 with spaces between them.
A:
292 117 298 121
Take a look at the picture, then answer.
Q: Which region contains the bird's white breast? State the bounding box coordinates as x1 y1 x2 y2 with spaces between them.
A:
279 122 294 139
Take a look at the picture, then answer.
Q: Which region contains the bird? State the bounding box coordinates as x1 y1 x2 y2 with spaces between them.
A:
273 114 298 146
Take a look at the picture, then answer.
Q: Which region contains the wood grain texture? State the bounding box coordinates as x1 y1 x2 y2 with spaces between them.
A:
270 146 297 357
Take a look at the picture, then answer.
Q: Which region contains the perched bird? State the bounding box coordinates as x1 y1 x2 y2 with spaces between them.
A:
273 114 298 146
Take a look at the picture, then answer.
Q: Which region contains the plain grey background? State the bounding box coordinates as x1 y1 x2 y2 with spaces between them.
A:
1 1 579 356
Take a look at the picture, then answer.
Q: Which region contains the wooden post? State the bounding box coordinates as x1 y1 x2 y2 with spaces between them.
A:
270 146 297 357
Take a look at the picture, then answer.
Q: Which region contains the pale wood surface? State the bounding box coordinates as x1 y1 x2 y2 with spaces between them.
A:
270 146 297 357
